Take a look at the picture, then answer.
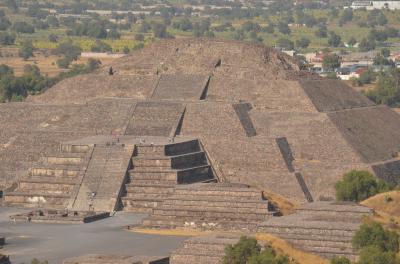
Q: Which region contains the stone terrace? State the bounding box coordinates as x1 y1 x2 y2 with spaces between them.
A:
142 183 278 231
258 202 373 260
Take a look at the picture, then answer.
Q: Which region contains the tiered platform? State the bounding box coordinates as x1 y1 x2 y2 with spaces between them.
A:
258 201 373 260
10 210 110 224
63 254 169 264
3 143 93 209
142 183 278 231
170 234 241 264
122 139 215 212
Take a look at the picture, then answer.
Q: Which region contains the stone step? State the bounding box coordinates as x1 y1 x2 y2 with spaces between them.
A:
18 181 75 195
39 156 84 166
172 187 262 198
122 199 161 213
128 179 177 185
318 252 357 260
133 151 207 169
125 185 173 194
165 192 262 202
259 226 356 237
3 192 70 208
130 166 175 173
295 244 355 256
19 177 78 185
173 247 225 257
128 170 177 181
177 165 213 184
289 239 353 251
61 144 92 153
170 254 222 264
160 199 271 209
266 232 353 243
165 139 201 156
171 151 207 169
133 157 171 167
136 145 165 156
142 217 260 231
152 208 272 221
30 165 83 177
124 193 169 200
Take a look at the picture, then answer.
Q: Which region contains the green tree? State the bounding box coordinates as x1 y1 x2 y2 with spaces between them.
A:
224 237 289 264
296 37 310 49
358 246 398 264
322 53 341 72
152 23 169 38
91 40 112 53
56 57 71 69
359 38 376 52
86 58 101 71
336 170 389 202
278 22 290 35
107 29 120 39
53 42 81 61
366 69 400 106
315 26 328 38
353 222 399 252
347 37 357 47
224 236 261 264
330 257 351 264
277 38 294 50
48 34 58 43
328 31 341 47
19 41 34 60
0 32 15 45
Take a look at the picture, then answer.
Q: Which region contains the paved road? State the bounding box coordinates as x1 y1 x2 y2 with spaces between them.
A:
0 207 187 264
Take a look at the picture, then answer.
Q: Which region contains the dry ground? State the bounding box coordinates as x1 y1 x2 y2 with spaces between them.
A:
361 191 400 229
0 51 117 77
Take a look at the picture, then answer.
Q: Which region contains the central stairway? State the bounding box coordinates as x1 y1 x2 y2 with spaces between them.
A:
122 139 216 212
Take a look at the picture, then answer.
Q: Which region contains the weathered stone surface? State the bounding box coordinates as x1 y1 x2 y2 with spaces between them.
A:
259 202 373 260
63 254 169 264
142 183 277 231
1 38 400 203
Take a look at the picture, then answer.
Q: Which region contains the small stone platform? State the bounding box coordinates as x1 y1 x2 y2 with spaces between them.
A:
63 254 169 264
10 210 110 224
142 183 278 231
258 201 373 260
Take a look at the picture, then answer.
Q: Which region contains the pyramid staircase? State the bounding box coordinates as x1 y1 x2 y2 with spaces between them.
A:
122 139 216 213
3 144 93 209
142 183 278 231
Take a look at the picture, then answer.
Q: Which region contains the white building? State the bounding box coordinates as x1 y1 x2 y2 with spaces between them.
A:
351 1 400 10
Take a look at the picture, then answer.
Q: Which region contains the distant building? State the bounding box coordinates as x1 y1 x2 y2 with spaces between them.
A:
351 1 400 10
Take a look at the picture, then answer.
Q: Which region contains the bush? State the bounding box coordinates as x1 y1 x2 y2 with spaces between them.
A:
335 170 389 202
56 57 72 69
353 222 399 252
358 245 398 264
19 41 34 60
330 257 351 264
224 236 261 264
223 236 288 264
